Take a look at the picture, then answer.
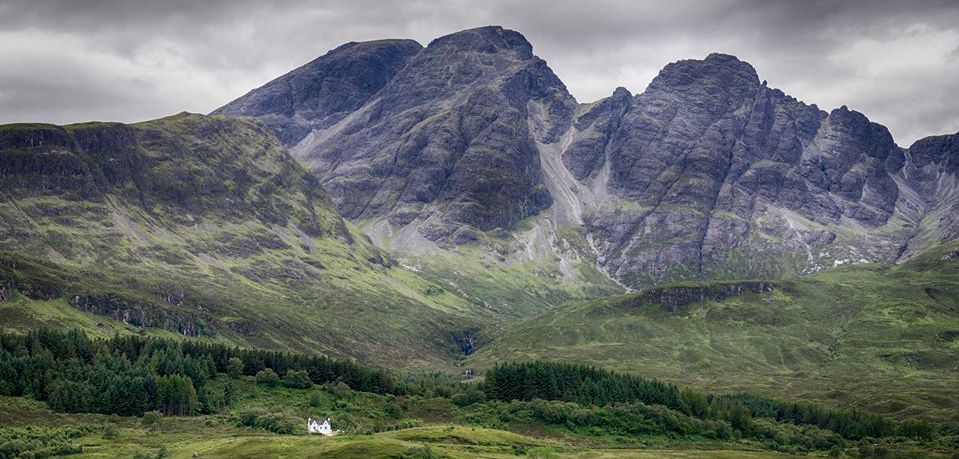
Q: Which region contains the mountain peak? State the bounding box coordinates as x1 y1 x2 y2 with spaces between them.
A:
649 52 760 94
705 52 743 63
426 25 533 59
611 86 632 98
326 38 422 59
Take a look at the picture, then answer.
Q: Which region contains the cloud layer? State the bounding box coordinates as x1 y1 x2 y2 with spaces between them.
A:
1 0 957 145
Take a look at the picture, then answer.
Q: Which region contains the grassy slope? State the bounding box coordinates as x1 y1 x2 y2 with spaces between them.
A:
406 227 624 319
0 293 187 341
0 113 489 369
469 243 959 422
363 214 624 319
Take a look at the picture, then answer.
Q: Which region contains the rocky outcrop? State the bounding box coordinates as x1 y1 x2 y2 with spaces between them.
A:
0 266 216 337
601 281 775 314
70 294 215 337
896 132 959 253
562 86 631 180
448 327 481 356
0 282 12 303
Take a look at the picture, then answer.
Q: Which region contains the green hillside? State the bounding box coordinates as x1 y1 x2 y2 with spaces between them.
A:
0 396 833 459
469 243 959 422
0 113 489 368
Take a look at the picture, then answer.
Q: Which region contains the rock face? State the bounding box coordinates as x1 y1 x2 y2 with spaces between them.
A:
577 54 907 285
219 27 959 289
213 40 422 145
896 133 959 253
562 86 632 181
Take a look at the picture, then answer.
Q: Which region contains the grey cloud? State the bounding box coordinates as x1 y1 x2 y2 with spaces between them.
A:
0 0 957 144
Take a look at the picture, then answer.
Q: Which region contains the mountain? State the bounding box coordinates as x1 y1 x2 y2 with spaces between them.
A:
572 54 958 286
220 27 575 239
217 26 959 292
468 241 959 422
0 113 487 367
286 27 573 241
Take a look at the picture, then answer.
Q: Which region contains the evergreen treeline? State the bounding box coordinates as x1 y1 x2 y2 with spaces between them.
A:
176 339 392 393
485 361 682 408
0 330 392 416
484 362 929 441
715 393 924 440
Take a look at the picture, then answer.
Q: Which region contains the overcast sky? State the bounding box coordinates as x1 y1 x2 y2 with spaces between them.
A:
1 0 957 145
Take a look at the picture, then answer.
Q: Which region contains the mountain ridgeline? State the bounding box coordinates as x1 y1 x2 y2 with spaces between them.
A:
219 25 959 289
0 113 487 367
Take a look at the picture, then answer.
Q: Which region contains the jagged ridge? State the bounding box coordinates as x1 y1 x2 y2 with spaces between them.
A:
217 27 959 290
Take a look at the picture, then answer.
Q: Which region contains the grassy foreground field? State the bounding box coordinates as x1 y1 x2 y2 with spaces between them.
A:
0 395 844 459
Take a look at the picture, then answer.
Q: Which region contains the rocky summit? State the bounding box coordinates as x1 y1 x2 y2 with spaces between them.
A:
220 26 959 290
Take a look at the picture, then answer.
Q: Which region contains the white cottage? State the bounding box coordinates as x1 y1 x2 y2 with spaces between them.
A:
307 417 333 436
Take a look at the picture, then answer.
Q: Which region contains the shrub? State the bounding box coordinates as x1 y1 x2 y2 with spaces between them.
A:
451 389 485 407
384 401 404 418
236 409 298 434
255 368 280 387
0 426 84 458
283 370 313 389
131 446 168 459
141 411 162 427
326 381 352 398
397 445 437 458
238 410 260 427
309 392 324 407
254 414 297 434
102 424 119 440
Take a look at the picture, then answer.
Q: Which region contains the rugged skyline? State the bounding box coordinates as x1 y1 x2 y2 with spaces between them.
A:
214 26 959 291
1 0 958 145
